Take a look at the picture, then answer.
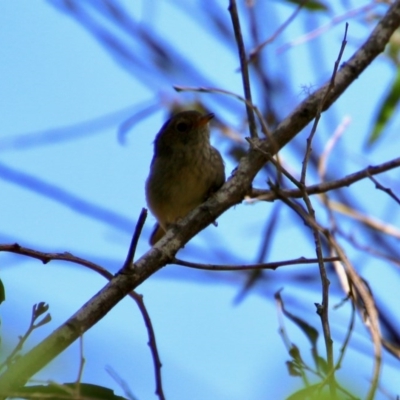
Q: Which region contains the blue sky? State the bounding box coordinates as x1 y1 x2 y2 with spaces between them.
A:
1 1 400 399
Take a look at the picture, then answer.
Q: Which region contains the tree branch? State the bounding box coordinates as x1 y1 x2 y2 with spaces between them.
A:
228 0 258 138
251 156 400 200
172 256 339 271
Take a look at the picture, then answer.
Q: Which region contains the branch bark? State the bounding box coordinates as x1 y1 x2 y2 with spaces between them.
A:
1 0 400 393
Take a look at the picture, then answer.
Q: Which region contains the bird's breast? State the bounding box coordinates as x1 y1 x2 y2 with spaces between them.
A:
145 146 219 227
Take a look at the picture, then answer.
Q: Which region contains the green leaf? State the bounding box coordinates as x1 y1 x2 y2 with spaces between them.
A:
282 0 329 12
286 385 358 400
17 383 129 400
0 279 5 304
286 384 320 400
368 67 400 146
275 291 319 346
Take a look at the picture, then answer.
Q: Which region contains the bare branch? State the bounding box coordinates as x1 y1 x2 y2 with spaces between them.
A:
367 172 400 205
300 23 348 185
174 85 272 137
326 234 382 400
318 116 351 181
228 0 258 138
278 2 379 53
172 256 340 271
247 0 307 63
251 157 400 200
122 208 147 270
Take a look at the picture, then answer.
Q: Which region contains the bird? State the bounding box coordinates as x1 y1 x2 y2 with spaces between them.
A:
145 110 225 245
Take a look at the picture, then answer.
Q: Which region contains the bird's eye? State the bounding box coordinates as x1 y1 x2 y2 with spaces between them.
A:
176 122 189 132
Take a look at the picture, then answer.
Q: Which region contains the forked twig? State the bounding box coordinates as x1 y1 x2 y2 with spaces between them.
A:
367 172 400 206
251 156 400 201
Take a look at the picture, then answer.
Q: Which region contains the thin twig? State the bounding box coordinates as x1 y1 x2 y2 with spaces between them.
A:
296 29 351 386
367 172 400 205
326 234 382 400
251 156 400 200
300 23 348 185
0 303 51 371
336 300 356 370
338 229 400 267
275 290 311 387
228 0 258 138
247 0 307 63
326 199 400 239
303 194 336 397
318 116 351 181
317 292 356 394
317 117 352 235
106 366 138 400
174 85 271 137
278 2 378 53
131 293 165 400
173 256 339 271
234 204 282 303
0 243 114 271
74 336 85 396
268 169 336 394
122 208 148 270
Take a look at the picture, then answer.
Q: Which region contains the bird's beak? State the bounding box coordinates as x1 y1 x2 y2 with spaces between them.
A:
196 113 214 128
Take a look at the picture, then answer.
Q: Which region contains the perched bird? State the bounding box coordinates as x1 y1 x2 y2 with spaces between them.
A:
145 110 225 245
